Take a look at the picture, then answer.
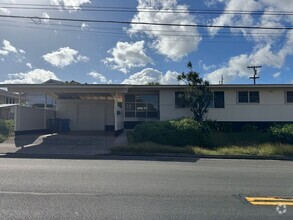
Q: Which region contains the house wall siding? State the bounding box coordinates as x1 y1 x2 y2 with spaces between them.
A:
159 88 293 122
56 99 114 131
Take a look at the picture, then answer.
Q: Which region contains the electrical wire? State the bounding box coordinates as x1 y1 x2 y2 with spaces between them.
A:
0 14 293 30
0 3 292 16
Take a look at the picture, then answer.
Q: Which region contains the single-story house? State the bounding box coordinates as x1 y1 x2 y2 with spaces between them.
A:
1 82 293 135
0 89 26 120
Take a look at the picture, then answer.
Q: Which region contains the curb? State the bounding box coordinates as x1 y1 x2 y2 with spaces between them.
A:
0 152 292 161
110 152 293 161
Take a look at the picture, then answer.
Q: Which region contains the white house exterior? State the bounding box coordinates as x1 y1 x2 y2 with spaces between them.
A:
1 82 293 135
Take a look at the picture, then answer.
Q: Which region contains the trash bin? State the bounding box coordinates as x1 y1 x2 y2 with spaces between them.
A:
60 119 70 132
48 118 61 132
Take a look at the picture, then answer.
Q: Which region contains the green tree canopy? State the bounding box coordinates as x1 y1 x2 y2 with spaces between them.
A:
177 61 212 121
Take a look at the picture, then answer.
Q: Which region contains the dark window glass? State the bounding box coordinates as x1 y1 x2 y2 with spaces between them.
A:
136 111 147 117
238 91 248 103
136 103 147 111
136 95 147 103
125 112 135 117
125 94 159 118
214 91 225 108
125 95 135 102
125 103 135 111
287 91 293 103
175 92 185 108
249 91 259 103
147 112 158 118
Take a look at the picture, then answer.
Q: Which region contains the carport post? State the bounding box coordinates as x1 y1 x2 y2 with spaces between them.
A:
18 92 21 105
114 92 117 131
44 93 47 129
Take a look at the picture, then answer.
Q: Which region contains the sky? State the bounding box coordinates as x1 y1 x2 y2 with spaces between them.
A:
0 0 292 85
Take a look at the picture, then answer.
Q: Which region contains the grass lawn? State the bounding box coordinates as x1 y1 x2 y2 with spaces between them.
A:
111 142 293 158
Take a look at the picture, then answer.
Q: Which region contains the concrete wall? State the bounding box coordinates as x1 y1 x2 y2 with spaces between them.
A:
56 99 114 131
14 106 55 131
159 88 293 122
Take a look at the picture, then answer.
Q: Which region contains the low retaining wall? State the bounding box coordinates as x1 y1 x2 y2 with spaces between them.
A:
14 106 55 132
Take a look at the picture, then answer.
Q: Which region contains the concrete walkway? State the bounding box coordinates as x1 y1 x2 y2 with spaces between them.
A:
0 131 128 156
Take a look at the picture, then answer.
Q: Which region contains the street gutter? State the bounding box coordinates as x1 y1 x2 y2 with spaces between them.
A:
0 152 292 161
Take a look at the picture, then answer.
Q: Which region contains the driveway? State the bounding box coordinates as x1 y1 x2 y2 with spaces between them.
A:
0 132 128 156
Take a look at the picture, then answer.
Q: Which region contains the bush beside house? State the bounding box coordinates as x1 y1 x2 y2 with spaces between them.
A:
127 118 293 152
0 120 14 142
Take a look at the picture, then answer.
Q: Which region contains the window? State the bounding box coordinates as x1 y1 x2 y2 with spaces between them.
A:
213 91 225 108
175 92 186 108
249 91 259 103
125 94 159 118
238 91 259 103
286 91 293 103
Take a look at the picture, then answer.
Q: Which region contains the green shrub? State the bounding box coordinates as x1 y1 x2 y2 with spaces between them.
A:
131 118 273 148
0 120 14 143
269 123 293 144
241 124 258 132
132 118 206 147
201 120 232 132
0 120 14 136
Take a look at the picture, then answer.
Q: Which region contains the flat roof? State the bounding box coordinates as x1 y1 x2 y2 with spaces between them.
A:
1 83 293 91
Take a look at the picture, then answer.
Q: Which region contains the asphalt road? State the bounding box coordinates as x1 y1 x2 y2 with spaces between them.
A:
0 157 292 219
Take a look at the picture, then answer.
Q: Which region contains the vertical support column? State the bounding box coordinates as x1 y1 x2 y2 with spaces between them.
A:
114 92 118 132
18 92 21 105
44 93 47 129
14 105 18 132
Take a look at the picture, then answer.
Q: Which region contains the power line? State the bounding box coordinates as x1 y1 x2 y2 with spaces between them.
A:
1 14 293 30
2 18 289 37
0 3 292 16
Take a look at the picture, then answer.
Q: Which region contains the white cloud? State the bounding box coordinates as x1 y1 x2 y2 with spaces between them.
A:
0 8 11 15
88 71 111 84
43 47 89 68
26 63 32 69
0 69 59 84
42 12 50 23
0 40 26 62
208 0 293 42
128 0 201 61
103 41 153 74
273 72 281 78
81 22 89 30
198 60 217 72
50 0 90 11
122 68 179 85
204 0 293 83
205 43 293 84
0 40 17 55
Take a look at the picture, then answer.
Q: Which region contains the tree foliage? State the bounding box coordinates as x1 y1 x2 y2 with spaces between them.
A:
147 82 160 85
177 61 212 121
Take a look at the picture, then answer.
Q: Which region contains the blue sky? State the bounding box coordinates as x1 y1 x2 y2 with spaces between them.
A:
0 0 292 85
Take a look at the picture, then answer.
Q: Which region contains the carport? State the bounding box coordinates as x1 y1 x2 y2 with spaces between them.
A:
2 83 127 135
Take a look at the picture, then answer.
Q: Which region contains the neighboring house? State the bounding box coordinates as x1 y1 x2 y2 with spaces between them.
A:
0 89 25 120
1 82 293 134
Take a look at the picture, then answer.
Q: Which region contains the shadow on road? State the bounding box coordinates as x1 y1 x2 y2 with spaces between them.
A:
1 132 199 163
0 153 200 163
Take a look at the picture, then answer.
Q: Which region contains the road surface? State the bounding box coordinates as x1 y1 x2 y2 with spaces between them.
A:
0 157 292 219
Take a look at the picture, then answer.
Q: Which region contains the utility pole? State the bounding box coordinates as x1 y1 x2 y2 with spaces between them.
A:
219 75 224 84
247 65 261 84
